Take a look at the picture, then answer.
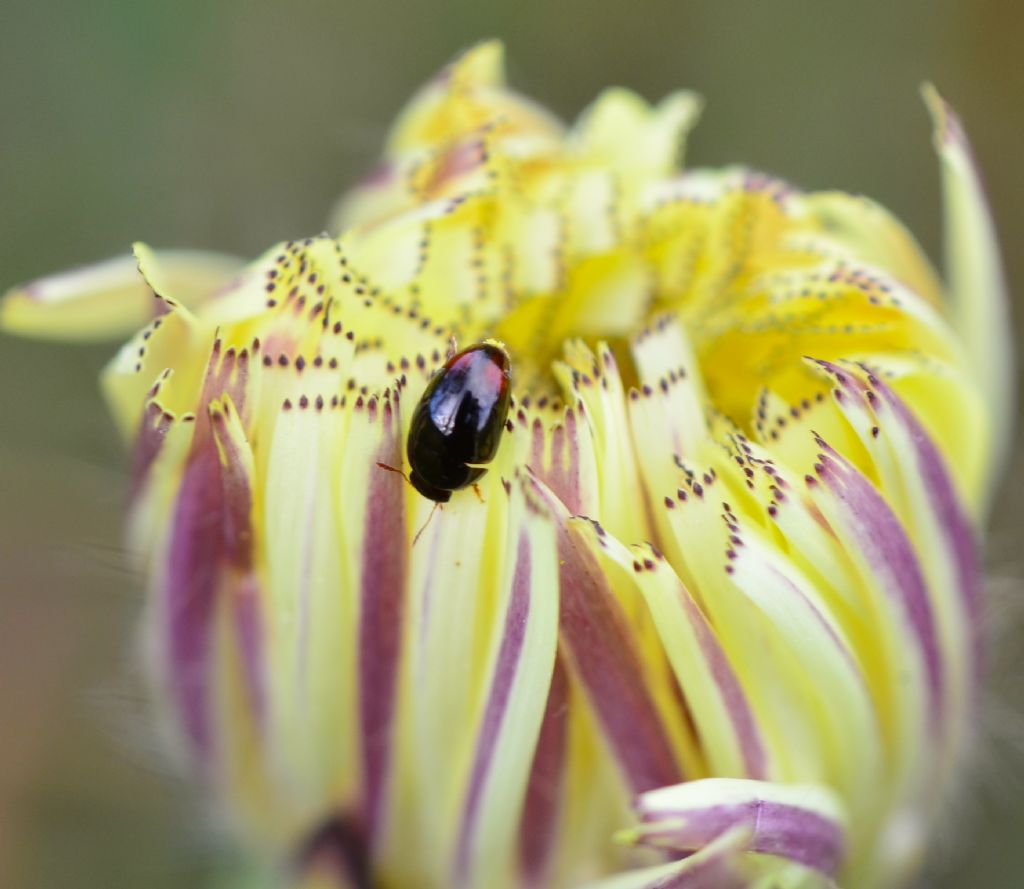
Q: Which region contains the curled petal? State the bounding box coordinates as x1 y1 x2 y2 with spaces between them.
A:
583 827 753 889
587 823 837 889
923 84 1014 495
627 778 848 878
0 248 244 341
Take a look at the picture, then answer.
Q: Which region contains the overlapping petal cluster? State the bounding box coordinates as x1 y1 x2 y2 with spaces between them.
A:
2 42 1011 889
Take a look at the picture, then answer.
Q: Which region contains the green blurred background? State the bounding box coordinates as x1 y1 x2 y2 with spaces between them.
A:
1 1 1022 887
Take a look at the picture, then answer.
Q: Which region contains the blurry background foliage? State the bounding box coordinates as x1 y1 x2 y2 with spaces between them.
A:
1 1 1022 887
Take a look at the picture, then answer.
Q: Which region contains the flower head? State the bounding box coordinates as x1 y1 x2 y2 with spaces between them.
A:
2 41 1011 889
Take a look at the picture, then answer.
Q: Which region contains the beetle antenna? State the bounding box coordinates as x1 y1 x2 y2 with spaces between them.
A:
377 462 442 545
446 334 458 361
376 462 410 483
412 501 442 546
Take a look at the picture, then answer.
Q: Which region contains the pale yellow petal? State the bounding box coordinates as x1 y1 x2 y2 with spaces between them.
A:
0 249 243 341
923 83 1014 502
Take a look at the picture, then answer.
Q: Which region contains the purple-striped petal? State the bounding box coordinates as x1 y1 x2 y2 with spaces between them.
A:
870 372 984 684
809 439 944 736
604 540 768 782
358 397 407 843
631 778 847 877
518 655 570 888
450 479 560 889
528 473 684 795
160 380 260 762
455 529 534 882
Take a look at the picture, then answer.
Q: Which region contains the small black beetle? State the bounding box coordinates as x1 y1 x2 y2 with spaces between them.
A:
406 340 512 502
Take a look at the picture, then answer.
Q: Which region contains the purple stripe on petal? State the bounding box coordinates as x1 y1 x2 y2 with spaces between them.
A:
358 402 407 844
455 530 533 884
131 399 173 500
210 403 265 725
872 374 985 687
530 408 586 515
640 799 845 876
198 339 251 421
519 655 569 888
233 573 266 728
559 535 682 792
210 407 255 571
526 479 682 793
812 440 944 732
162 397 265 759
679 591 768 780
816 357 984 698
163 443 223 761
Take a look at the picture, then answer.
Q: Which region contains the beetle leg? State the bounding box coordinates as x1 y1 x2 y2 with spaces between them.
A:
412 501 442 546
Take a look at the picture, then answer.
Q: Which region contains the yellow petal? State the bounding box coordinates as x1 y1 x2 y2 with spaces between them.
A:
452 479 560 889
923 83 1014 504
799 192 943 307
572 87 703 178
1 248 244 341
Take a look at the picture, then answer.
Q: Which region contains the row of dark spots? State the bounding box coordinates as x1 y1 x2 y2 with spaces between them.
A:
263 352 346 371
385 346 445 376
332 239 385 299
133 317 166 372
512 398 571 430
762 275 897 309
265 238 320 303
730 314 896 337
715 497 745 574
631 542 665 573
376 292 448 336
629 365 690 401
757 390 828 442
826 263 899 305
632 314 678 344
570 361 609 393
727 433 783 498
261 344 450 380
471 224 489 301
265 238 382 311
515 393 564 412
145 367 173 399
673 465 716 503
281 384 402 416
